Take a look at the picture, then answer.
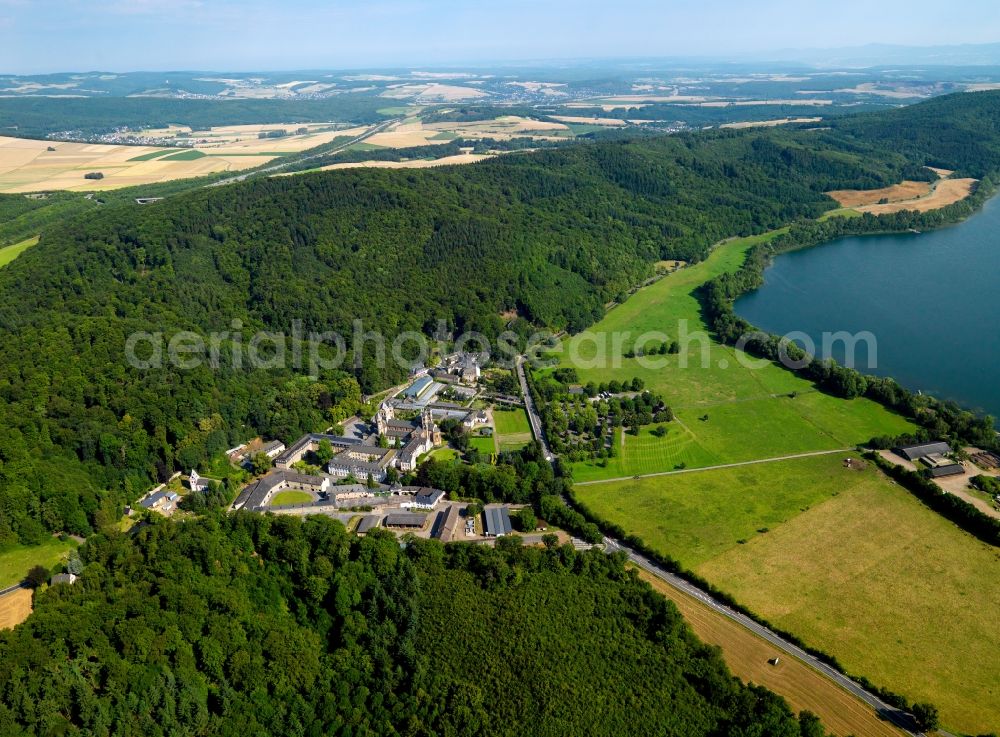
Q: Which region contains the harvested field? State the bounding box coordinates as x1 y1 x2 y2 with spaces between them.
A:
720 117 822 129
381 83 488 101
635 569 904 737
319 153 493 171
827 181 932 208
926 166 954 178
695 462 1000 735
855 178 976 214
0 123 369 193
0 588 32 631
364 124 444 148
550 115 628 126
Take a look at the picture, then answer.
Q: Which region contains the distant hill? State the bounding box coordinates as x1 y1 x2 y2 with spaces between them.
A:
746 41 1000 67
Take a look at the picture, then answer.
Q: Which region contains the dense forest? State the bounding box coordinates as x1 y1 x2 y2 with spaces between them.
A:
0 514 829 736
1 90 1000 545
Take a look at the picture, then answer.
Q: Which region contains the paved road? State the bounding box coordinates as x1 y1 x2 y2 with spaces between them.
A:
601 536 936 737
515 355 553 461
0 582 26 597
575 447 856 485
208 118 399 188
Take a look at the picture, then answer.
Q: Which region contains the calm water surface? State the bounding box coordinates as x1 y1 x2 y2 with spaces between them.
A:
736 195 1000 422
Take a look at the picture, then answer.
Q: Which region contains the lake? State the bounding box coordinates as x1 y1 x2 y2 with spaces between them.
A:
735 195 1000 423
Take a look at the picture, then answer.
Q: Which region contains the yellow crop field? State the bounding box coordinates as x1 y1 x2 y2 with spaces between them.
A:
0 588 32 631
0 124 370 193
854 178 976 214
318 153 494 171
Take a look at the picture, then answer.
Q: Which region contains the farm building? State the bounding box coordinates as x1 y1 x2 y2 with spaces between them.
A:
432 504 462 542
928 463 966 478
483 506 513 537
401 487 446 510
356 515 383 535
384 513 427 529
894 441 951 462
402 375 435 399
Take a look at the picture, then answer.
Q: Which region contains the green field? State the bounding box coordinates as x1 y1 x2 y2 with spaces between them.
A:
577 454 1000 734
127 149 176 162
468 435 497 455
0 538 78 589
425 447 460 463
493 409 533 451
269 490 313 506
555 232 913 479
159 149 208 161
0 236 39 268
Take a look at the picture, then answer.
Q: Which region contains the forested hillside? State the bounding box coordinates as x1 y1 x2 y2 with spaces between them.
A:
0 515 827 736
1 91 999 545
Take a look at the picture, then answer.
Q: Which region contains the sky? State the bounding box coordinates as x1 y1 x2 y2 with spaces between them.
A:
1 0 999 73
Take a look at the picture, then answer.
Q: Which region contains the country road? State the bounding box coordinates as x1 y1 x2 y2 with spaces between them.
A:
575 447 856 485
515 355 552 461
207 118 400 188
0 582 26 597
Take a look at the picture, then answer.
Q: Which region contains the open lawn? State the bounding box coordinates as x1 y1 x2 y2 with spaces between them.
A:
0 236 38 267
269 490 313 506
494 408 533 451
425 447 461 463
557 232 912 479
0 538 78 589
0 588 33 631
469 435 497 455
635 569 904 737
583 455 1000 732
578 453 876 566
682 459 997 735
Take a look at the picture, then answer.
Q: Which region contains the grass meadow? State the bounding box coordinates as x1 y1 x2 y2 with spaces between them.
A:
0 236 39 268
578 454 999 734
0 537 78 589
493 408 533 451
554 232 913 480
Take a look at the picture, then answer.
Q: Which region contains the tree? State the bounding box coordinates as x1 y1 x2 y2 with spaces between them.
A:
250 452 272 475
24 565 49 589
66 551 83 576
315 438 335 465
515 508 537 532
366 472 378 489
911 702 939 732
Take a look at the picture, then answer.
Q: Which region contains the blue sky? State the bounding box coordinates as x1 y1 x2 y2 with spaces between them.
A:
1 0 998 73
